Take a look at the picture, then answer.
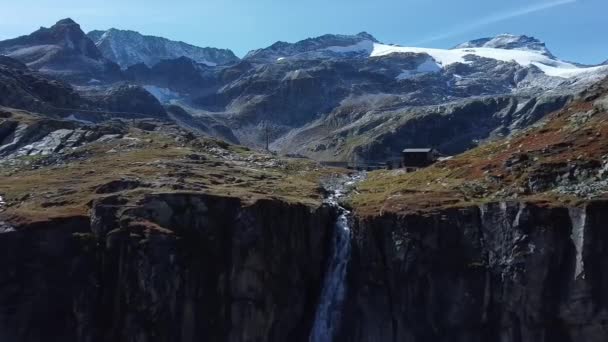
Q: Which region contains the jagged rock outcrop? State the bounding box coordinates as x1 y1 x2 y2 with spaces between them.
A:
88 28 239 68
0 114 127 161
342 201 608 342
0 193 334 342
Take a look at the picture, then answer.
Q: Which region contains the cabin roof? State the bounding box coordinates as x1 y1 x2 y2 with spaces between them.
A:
402 148 434 153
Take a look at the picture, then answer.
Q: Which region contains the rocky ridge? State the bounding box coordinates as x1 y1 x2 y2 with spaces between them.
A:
88 28 240 68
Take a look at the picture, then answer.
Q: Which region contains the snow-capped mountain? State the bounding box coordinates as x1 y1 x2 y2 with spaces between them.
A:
188 32 608 159
241 32 606 83
370 42 608 81
88 29 240 68
3 20 607 164
454 34 553 57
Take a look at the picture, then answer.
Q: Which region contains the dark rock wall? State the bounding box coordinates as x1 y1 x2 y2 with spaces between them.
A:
2 195 608 341
0 194 334 342
343 201 608 342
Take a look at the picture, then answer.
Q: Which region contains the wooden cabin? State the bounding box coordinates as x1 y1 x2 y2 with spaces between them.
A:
402 148 439 172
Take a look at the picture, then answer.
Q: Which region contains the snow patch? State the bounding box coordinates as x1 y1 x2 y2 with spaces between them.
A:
143 85 181 103
200 60 217 67
396 58 441 80
324 39 374 54
65 114 94 124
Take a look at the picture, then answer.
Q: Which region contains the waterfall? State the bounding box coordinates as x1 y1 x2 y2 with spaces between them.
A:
310 206 351 342
310 174 363 342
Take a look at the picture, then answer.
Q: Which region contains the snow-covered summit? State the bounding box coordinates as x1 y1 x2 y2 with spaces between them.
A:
454 34 553 57
88 29 240 68
371 42 608 79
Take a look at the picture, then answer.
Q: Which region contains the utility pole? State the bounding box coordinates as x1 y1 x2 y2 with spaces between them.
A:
265 123 270 152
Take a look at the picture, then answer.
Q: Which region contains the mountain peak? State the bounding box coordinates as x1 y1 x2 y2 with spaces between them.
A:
454 34 553 57
55 18 78 26
356 32 379 42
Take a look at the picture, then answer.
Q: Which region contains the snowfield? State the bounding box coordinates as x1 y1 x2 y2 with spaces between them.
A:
143 85 181 103
396 57 441 80
280 37 608 80
371 42 608 79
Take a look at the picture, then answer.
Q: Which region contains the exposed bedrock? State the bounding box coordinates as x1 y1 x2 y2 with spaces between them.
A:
342 201 608 342
0 193 334 342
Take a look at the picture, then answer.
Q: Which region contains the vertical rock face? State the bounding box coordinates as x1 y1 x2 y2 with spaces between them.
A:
3 191 608 341
0 194 334 342
343 201 608 342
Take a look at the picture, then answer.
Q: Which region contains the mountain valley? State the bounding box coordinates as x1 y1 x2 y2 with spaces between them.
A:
1 16 608 342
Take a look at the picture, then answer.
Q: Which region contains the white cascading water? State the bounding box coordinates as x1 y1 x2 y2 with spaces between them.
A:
310 174 363 342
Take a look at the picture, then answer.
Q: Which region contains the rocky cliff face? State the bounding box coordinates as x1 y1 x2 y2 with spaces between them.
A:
0 193 334 342
342 201 608 342
3 193 607 342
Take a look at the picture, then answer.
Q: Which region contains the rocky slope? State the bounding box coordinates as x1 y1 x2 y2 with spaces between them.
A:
124 56 218 94
188 33 608 158
0 19 122 83
0 56 82 112
88 28 239 68
0 57 171 124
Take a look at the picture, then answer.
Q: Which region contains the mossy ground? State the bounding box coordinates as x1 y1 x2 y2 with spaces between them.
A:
0 110 345 225
352 81 608 216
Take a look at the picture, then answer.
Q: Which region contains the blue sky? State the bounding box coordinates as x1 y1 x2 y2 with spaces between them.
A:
0 0 606 64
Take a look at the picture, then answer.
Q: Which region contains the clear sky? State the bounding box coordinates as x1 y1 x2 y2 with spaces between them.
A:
0 0 606 64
